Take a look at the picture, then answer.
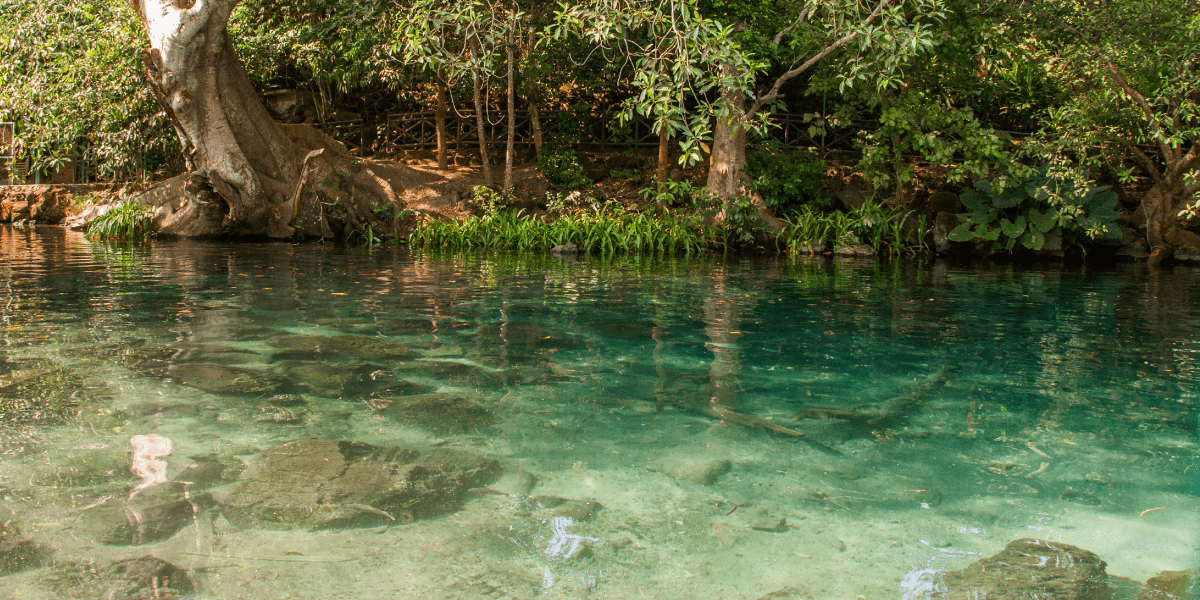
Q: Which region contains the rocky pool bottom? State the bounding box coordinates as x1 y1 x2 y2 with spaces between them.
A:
0 428 1195 600
0 229 1196 599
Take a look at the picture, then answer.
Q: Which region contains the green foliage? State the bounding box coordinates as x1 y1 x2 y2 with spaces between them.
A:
410 206 718 255
0 0 175 180
85 201 155 242
745 142 825 212
372 202 394 219
538 146 593 190
948 166 1121 251
780 199 928 257
639 180 709 207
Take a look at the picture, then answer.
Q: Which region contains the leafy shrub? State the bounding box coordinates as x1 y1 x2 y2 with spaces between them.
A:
745 141 826 212
538 146 593 190
948 165 1121 251
85 201 155 242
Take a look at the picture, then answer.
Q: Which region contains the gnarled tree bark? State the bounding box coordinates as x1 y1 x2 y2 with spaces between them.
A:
130 0 399 239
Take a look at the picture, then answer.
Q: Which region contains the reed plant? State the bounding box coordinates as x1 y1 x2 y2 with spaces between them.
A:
85 200 155 242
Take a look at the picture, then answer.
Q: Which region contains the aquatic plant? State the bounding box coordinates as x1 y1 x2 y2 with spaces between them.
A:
84 200 155 242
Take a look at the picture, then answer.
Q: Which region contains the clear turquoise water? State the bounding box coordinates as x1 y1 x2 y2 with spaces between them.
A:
0 225 1196 599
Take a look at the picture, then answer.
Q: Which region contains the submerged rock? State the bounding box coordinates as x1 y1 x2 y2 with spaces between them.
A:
941 538 1112 600
657 453 732 485
125 482 214 545
377 392 496 434
214 438 501 530
1138 569 1197 600
44 556 195 600
0 521 51 575
0 364 89 425
167 362 287 396
267 334 417 361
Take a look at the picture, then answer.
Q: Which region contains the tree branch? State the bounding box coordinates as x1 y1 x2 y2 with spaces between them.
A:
1123 140 1164 184
1106 61 1175 166
749 0 895 118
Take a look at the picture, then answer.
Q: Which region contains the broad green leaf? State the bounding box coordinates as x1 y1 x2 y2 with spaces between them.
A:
960 189 984 212
1000 215 1027 238
1028 208 1057 233
993 186 1025 209
974 179 993 195
1020 229 1045 250
947 221 975 242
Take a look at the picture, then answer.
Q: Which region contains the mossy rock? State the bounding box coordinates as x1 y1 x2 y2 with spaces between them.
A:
166 362 289 396
31 448 134 489
267 334 417 361
115 345 178 377
378 393 497 434
0 522 51 576
43 556 194 599
214 438 501 530
272 360 423 398
0 364 90 426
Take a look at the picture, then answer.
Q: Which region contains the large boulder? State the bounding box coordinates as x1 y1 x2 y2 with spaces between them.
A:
214 439 501 529
941 538 1112 600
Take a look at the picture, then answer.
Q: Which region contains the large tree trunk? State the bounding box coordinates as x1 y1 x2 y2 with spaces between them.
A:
1142 181 1200 266
706 82 748 200
131 0 397 240
704 80 786 236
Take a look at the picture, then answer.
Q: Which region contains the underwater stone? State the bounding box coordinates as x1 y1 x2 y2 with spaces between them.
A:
214 438 500 530
167 362 287 396
552 499 603 522
1137 569 1197 600
44 556 195 600
266 334 417 361
377 393 496 434
657 453 732 485
489 468 537 496
125 482 213 545
942 538 1112 600
0 521 51 575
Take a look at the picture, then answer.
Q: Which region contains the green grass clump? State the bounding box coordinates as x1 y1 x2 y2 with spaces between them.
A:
410 205 718 255
85 201 155 242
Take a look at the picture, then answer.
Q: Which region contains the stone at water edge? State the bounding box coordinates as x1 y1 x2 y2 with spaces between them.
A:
213 438 501 530
940 538 1112 600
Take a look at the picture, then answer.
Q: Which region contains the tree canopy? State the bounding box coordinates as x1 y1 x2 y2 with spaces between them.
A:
1 0 1198 258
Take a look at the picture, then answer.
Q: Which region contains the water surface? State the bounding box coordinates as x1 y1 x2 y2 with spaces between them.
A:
0 225 1196 599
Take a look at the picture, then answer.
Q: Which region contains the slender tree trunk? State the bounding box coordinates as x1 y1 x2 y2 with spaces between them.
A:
464 33 494 188
472 69 492 185
130 0 397 239
529 102 544 160
522 26 544 161
436 72 449 169
657 123 669 182
504 26 515 193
